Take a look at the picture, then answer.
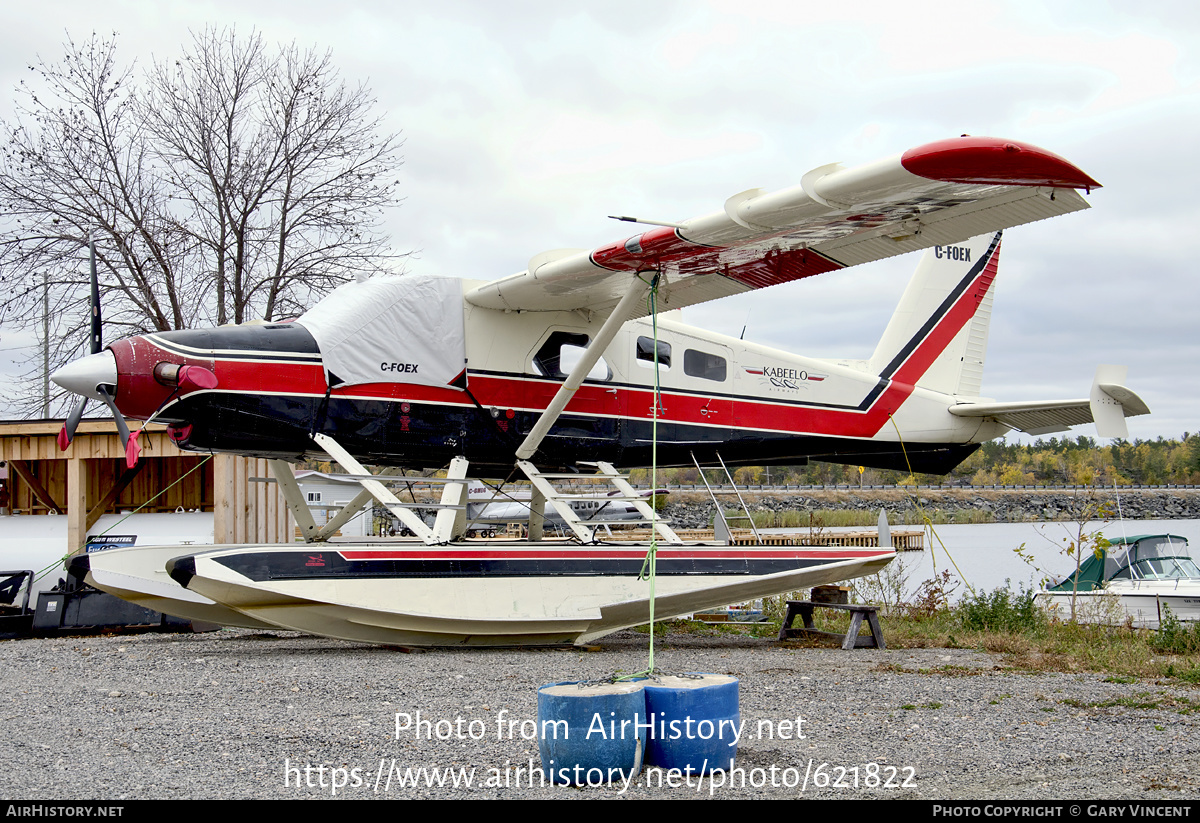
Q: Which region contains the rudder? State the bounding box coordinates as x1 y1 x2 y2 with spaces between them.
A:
867 232 1002 398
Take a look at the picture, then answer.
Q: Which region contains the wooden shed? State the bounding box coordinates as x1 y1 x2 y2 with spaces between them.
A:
0 419 290 555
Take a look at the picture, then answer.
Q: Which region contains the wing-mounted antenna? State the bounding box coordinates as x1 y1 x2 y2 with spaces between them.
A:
607 216 686 229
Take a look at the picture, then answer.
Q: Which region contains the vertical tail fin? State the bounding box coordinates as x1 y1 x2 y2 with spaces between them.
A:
867 232 1002 397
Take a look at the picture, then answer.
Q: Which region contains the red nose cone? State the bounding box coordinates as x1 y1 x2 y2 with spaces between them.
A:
901 136 1101 190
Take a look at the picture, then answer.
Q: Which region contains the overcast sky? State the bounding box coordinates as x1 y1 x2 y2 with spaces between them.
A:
0 0 1196 444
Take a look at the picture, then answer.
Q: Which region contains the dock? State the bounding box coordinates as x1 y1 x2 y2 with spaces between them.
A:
607 527 923 550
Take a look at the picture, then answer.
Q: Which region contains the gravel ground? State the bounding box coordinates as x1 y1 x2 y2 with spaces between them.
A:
2 627 1199 800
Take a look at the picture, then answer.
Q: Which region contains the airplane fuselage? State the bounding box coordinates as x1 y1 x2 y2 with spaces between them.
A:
103 294 1002 475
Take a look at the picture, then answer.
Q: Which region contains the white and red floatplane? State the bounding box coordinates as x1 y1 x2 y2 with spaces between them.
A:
55 136 1148 646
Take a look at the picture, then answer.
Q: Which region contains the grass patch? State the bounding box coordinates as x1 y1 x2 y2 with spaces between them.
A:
881 608 1197 682
1151 605 1200 655
810 579 1200 684
871 662 984 677
899 701 943 711
1059 693 1200 714
627 580 1200 686
719 507 995 529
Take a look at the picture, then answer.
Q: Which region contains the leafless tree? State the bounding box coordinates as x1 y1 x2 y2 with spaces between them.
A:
0 28 404 414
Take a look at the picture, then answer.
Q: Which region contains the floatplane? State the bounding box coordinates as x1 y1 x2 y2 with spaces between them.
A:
51 136 1149 646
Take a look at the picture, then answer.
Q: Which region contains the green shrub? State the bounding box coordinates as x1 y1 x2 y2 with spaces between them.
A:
1151 604 1200 655
958 581 1046 633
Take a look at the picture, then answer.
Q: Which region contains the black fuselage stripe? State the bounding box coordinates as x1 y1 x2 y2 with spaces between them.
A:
147 337 323 364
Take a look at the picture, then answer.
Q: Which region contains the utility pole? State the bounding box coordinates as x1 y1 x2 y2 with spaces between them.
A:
42 271 49 418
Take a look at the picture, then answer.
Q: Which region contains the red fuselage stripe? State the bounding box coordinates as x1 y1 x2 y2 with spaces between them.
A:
125 249 996 441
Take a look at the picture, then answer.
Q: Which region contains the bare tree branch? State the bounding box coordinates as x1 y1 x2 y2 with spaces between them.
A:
0 28 405 415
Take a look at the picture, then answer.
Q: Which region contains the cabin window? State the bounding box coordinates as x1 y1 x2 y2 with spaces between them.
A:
532 332 611 381
306 492 322 503
683 348 727 382
636 336 671 370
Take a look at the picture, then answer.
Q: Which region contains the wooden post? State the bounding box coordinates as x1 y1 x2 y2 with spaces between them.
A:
213 454 237 544
65 456 88 556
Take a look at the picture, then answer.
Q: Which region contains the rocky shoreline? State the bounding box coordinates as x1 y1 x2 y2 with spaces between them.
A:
662 488 1200 530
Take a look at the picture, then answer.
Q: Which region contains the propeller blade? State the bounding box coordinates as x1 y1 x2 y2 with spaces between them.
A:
124 429 143 469
89 232 102 355
96 385 131 448
57 398 88 451
96 386 142 468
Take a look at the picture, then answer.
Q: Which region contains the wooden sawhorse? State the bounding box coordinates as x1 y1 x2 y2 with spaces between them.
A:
777 601 886 650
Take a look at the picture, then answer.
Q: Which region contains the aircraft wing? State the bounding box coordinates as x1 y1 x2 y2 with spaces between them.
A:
948 366 1150 437
465 136 1099 318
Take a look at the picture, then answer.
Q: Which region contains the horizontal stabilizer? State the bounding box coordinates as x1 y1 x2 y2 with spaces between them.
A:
947 366 1149 437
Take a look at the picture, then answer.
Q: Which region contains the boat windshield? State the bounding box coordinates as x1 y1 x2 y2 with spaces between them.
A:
1125 557 1200 580
1107 536 1199 581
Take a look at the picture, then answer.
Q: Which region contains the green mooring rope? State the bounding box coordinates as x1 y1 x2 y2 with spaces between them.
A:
626 272 663 679
885 414 974 599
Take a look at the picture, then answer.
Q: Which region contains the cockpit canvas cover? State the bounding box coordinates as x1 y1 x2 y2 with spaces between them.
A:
296 275 466 389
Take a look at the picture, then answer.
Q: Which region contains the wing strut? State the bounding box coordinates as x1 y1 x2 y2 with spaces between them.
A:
518 460 682 545
510 273 681 544
515 274 651 460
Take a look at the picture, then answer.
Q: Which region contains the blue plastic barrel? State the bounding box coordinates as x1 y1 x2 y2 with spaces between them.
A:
643 674 739 774
537 680 646 785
